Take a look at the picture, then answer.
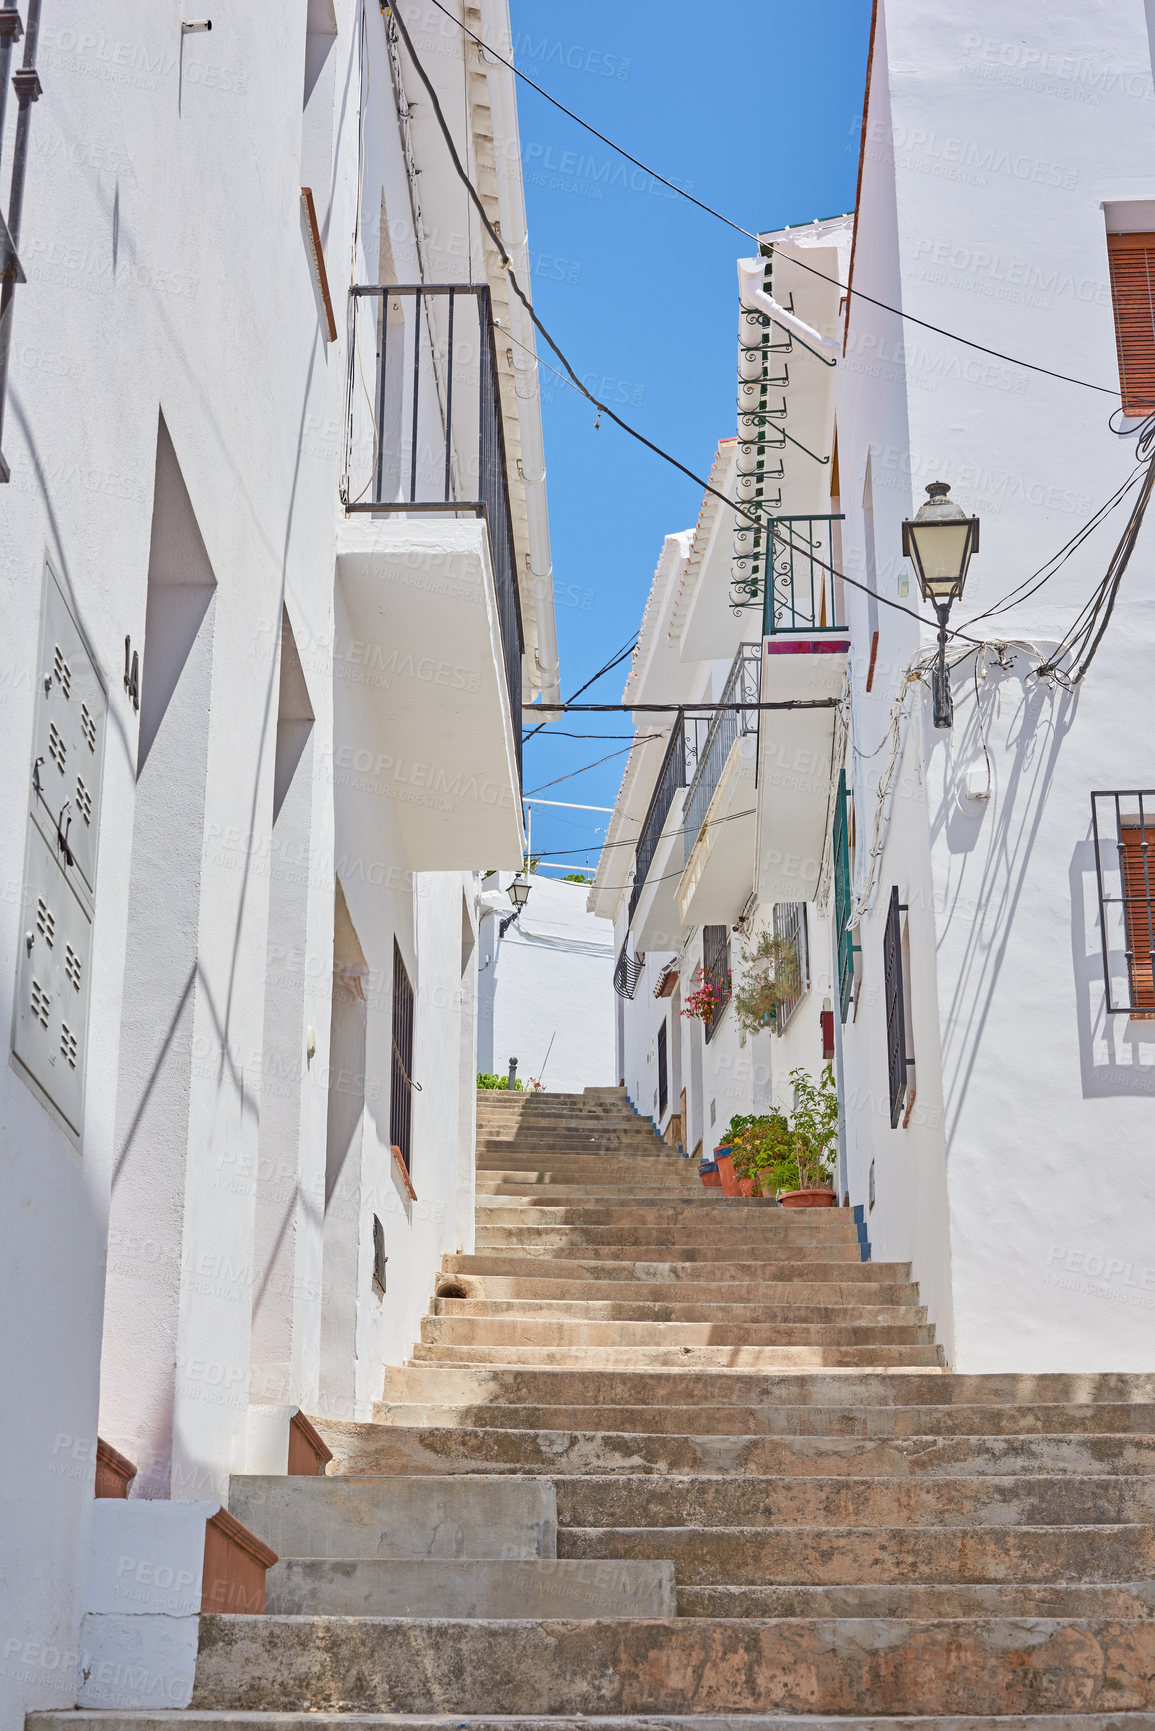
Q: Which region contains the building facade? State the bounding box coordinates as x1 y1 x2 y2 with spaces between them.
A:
0 1 556 1723
477 871 615 1094
593 0 1155 1373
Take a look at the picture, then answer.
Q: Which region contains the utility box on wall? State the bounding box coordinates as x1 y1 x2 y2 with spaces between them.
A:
12 566 106 1137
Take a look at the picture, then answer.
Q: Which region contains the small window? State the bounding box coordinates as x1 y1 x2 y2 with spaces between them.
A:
390 940 415 1171
1107 233 1155 416
657 1017 668 1118
702 925 732 1044
372 1214 387 1294
773 902 809 1032
1091 791 1155 1015
883 886 914 1127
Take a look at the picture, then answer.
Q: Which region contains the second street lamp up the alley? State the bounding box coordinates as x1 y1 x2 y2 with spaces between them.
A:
901 481 980 729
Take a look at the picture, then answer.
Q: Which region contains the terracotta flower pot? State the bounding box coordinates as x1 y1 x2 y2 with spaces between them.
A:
714 1151 741 1197
779 1186 838 1209
698 1160 722 1189
737 1176 755 1197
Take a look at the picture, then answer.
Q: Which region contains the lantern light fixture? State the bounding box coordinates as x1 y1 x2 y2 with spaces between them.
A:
901 482 980 728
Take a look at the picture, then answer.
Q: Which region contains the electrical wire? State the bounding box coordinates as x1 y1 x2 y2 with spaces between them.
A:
524 736 662 795
522 634 638 741
382 0 985 651
421 0 1117 399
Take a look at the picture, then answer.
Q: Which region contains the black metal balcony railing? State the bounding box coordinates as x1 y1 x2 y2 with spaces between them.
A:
345 283 524 781
628 714 710 923
760 514 845 635
683 645 761 864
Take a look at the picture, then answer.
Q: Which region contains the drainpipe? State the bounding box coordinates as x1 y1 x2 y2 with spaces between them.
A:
476 0 561 709
0 0 40 482
737 255 841 359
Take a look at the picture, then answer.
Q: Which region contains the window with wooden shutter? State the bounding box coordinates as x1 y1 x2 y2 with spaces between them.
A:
1090 792 1155 1015
1107 233 1155 416
1120 825 1155 1011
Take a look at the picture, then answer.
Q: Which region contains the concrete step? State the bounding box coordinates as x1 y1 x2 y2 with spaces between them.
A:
265 1556 675 1617
374 1398 1155 1437
476 1182 710 1197
316 1421 1155 1480
382 1366 1155 1410
33 1716 1155 1731
32 1715 1155 1731
558 1521 1155 1583
473 1208 855 1233
445 1254 902 1284
419 1317 937 1348
441 1268 920 1303
549 1472 1155 1529
432 1297 928 1325
181 1615 1155 1714
474 1201 792 1221
472 1224 859 1248
227 1475 556 1560
681 1580 1155 1617
469 1238 866 1263
407 1343 946 1370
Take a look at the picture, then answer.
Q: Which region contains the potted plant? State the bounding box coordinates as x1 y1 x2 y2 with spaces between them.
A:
681 968 729 1028
776 1065 840 1207
730 1112 793 1198
732 930 800 1036
720 1113 759 1195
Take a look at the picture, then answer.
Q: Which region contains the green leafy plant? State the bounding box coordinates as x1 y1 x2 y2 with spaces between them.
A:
732 930 801 1036
730 1113 792 1186
561 872 592 884
477 1072 524 1091
729 1067 840 1194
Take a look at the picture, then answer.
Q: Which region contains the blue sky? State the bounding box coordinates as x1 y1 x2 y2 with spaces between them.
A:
509 0 872 876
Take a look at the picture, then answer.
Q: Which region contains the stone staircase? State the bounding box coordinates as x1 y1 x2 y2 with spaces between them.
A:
38 1086 1155 1725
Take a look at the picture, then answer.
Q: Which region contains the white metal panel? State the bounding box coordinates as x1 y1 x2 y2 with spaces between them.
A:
30 568 107 904
13 825 93 1135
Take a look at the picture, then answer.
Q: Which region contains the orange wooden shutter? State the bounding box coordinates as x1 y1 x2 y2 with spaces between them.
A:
1107 234 1155 416
1120 825 1155 1009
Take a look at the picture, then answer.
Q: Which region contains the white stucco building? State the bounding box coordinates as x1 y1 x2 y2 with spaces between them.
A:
477 871 615 1093
594 0 1155 1371
0 2 556 1724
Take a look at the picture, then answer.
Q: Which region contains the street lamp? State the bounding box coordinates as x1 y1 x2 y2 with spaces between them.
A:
500 871 532 936
901 481 980 729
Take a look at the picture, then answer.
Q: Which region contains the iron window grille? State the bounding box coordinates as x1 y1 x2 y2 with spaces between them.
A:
390 939 416 1171
833 769 860 1023
883 887 913 1128
613 940 645 1000
1091 791 1155 1014
344 283 524 782
773 901 809 1032
702 924 732 1044
683 644 761 864
657 1016 668 1118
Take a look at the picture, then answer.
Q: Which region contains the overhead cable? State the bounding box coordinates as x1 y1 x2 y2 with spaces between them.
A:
421 0 1117 399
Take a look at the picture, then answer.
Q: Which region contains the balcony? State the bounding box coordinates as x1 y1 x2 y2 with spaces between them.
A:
335 284 524 870
628 714 708 949
676 645 760 929
755 514 849 905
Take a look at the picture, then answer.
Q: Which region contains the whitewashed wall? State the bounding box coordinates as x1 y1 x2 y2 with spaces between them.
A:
0 2 541 1726
835 0 1155 1368
480 874 615 1093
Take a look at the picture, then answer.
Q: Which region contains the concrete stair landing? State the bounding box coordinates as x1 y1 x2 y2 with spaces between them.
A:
41 1087 1155 1726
